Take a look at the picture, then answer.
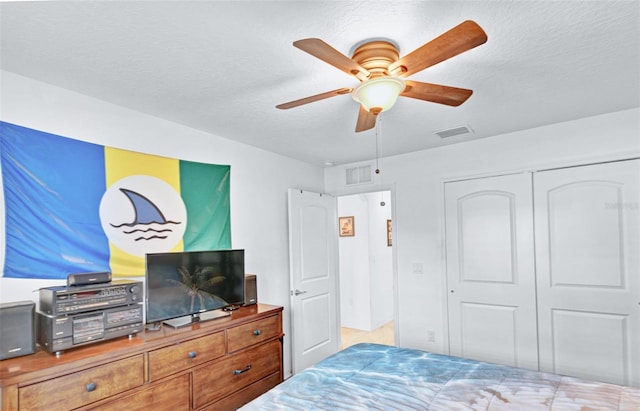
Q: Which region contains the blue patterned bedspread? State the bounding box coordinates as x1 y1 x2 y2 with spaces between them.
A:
241 343 640 410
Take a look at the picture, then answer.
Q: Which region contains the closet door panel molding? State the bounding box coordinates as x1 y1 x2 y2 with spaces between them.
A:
534 159 639 386
445 173 538 370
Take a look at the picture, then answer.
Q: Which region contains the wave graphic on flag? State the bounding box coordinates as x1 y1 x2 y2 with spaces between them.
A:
1 121 231 279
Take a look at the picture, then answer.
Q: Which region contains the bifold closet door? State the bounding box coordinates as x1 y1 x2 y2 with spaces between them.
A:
534 159 639 387
445 173 538 370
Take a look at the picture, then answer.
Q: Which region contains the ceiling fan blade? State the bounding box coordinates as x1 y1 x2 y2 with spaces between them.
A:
355 105 377 132
401 80 473 106
389 20 487 78
293 38 370 80
276 87 352 110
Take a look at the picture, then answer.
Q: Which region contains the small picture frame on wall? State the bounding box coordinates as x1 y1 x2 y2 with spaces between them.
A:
339 216 355 237
387 219 392 246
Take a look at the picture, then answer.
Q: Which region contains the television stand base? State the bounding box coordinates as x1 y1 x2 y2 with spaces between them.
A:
163 309 231 329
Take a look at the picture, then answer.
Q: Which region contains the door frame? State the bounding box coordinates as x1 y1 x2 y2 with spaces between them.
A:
328 183 400 349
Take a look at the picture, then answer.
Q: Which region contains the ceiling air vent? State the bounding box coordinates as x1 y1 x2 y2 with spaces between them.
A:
435 125 473 138
346 165 372 185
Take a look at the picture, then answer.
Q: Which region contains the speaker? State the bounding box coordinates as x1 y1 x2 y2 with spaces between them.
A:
244 274 257 306
0 300 36 360
67 271 112 286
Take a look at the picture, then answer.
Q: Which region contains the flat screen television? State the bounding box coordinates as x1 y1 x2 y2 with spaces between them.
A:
145 249 245 328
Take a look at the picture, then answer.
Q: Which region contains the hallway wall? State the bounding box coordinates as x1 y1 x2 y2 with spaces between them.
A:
338 191 393 331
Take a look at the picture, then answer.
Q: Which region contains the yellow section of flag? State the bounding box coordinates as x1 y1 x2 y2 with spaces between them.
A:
104 147 183 277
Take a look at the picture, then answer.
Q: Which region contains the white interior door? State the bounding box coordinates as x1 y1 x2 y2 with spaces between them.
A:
288 189 339 374
445 173 538 370
534 159 640 386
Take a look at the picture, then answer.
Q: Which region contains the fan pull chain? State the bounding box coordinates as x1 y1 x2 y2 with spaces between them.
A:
376 116 386 207
375 115 382 175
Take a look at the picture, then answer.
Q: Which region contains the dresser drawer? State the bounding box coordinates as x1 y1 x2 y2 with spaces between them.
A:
89 373 190 411
19 354 144 411
148 330 225 381
192 339 282 409
227 315 281 353
199 372 281 411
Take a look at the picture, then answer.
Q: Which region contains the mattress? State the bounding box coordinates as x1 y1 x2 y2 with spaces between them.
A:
240 343 640 410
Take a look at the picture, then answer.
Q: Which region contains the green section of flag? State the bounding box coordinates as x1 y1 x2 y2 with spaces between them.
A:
180 161 231 250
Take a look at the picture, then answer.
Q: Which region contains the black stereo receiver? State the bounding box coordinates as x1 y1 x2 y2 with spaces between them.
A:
39 280 143 316
37 303 144 354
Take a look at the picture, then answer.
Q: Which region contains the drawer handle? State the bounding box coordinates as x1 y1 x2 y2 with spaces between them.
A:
253 330 261 336
233 365 252 375
188 351 197 359
86 382 97 392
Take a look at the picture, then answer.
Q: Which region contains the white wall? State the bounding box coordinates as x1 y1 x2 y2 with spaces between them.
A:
326 107 640 354
338 194 371 330
367 191 393 330
338 195 371 330
338 191 393 331
0 70 326 377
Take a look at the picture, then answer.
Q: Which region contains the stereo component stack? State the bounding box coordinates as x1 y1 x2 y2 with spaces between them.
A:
36 273 144 355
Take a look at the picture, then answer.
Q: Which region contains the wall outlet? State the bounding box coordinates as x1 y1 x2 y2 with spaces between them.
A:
411 262 424 275
427 330 436 343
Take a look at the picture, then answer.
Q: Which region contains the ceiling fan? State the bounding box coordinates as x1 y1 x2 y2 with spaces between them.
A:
276 20 488 132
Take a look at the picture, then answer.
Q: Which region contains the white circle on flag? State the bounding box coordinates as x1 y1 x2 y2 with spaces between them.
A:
99 175 187 257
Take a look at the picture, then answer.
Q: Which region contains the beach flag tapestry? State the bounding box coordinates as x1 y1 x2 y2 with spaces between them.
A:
0 121 231 279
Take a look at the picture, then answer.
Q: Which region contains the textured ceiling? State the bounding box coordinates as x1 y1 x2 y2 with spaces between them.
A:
1 1 639 166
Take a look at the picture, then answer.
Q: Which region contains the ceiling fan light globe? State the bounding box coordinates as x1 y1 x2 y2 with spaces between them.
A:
352 77 405 113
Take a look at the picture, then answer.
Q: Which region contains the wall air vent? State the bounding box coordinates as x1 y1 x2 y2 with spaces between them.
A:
435 125 473 138
346 165 372 185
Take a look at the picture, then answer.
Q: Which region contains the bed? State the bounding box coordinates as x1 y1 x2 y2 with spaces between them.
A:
240 343 640 410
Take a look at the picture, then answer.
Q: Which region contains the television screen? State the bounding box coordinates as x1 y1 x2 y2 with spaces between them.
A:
145 249 245 326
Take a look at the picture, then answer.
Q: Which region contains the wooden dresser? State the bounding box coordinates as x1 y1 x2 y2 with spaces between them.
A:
0 304 283 411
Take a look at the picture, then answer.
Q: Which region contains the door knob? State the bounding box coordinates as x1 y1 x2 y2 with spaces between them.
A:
294 289 307 296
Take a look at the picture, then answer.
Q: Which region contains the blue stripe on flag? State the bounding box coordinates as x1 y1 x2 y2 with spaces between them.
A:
1 122 111 279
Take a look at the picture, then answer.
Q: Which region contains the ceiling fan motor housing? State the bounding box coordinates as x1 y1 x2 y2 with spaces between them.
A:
351 41 401 78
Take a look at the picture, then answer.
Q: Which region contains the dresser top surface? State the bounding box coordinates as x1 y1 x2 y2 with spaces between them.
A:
0 303 282 387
